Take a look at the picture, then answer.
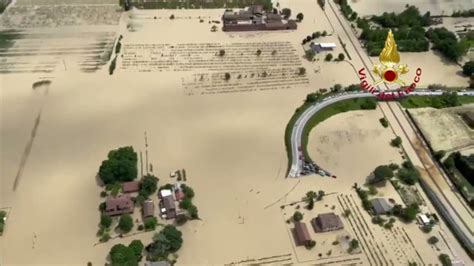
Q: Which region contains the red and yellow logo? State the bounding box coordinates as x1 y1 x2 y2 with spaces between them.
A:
359 30 422 100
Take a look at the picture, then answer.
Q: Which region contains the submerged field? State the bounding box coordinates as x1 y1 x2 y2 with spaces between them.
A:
1 0 473 265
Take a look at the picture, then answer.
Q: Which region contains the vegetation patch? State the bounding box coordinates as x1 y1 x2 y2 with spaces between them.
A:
399 92 473 109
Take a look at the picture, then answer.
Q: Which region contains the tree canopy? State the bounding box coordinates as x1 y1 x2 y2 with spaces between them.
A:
140 174 159 197
372 165 394 183
109 243 138 266
99 146 138 185
118 214 134 233
128 240 144 258
147 225 183 261
426 27 469 62
462 61 474 76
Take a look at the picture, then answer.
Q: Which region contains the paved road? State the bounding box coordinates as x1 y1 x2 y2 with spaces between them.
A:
288 90 474 178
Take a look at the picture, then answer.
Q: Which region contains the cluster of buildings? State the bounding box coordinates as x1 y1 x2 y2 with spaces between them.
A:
293 212 344 246
222 5 297 32
103 180 186 221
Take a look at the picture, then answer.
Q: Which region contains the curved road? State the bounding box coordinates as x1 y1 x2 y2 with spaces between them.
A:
288 90 474 178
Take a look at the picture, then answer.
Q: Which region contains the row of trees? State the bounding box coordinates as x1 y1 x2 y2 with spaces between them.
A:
304 190 325 210
360 25 429 56
372 5 431 27
178 184 199 222
334 0 358 21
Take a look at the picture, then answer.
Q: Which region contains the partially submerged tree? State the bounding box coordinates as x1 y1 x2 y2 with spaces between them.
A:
99 146 138 185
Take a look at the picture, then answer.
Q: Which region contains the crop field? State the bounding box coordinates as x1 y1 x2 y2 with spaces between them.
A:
1 1 122 28
121 41 309 95
0 30 115 73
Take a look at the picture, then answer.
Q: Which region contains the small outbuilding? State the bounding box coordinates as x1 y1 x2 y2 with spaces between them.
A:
143 200 154 218
312 213 344 233
310 43 336 53
371 198 393 215
293 222 312 246
122 181 140 193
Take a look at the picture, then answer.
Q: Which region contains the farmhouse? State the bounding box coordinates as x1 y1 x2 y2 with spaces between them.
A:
461 111 474 129
371 198 393 215
160 195 177 219
311 213 344 233
293 222 312 246
222 5 297 32
122 180 140 193
104 195 134 216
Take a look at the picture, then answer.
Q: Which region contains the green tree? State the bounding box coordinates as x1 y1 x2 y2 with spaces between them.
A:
428 236 439 245
368 186 377 195
305 240 316 249
100 214 112 229
109 244 138 266
307 198 314 210
462 61 474 76
306 191 317 202
118 214 134 233
305 49 315 61
144 217 158 231
360 99 377 109
98 146 138 185
187 205 199 219
338 53 345 61
397 167 420 185
128 240 144 258
325 53 333 61
282 8 291 19
317 190 325 200
140 174 158 197
439 254 452 266
298 67 306 75
400 204 419 222
348 239 359 252
100 232 111 242
179 198 193 210
343 209 351 217
296 13 304 22
388 163 399 170
148 225 183 260
434 150 446 161
379 117 389 128
372 165 394 183
293 211 303 222
181 184 195 199
391 136 402 147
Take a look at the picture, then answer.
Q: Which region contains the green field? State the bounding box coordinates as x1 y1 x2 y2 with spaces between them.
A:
399 95 474 109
